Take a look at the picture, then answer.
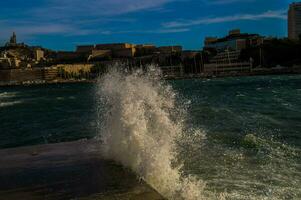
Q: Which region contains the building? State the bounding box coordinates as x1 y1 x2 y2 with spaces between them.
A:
160 65 184 78
113 48 136 58
55 51 86 62
288 2 301 40
76 45 95 53
43 67 59 81
9 32 17 45
95 43 136 58
10 58 22 68
56 64 94 79
0 51 23 69
135 44 156 56
34 49 44 62
95 43 134 50
0 58 11 69
181 51 200 59
157 46 182 54
181 51 203 74
0 67 59 85
204 50 252 74
204 29 263 52
4 32 27 48
0 52 11 69
5 32 19 47
87 49 112 61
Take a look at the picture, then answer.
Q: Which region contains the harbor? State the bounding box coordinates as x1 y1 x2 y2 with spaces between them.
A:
1 28 301 87
1 1 301 199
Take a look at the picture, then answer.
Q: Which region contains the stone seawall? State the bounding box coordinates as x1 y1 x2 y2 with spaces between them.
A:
0 139 165 200
0 68 58 85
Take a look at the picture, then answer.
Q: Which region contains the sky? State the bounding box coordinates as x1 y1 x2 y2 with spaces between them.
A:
0 0 297 50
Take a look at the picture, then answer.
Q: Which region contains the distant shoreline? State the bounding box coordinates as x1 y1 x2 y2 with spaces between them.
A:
1 69 301 88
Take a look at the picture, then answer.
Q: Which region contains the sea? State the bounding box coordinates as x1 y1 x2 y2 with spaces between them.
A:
0 69 300 200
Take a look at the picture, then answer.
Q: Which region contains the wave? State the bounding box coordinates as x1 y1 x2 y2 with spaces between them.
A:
0 101 23 108
95 65 301 199
0 92 19 99
96 65 211 200
0 92 22 108
242 133 300 159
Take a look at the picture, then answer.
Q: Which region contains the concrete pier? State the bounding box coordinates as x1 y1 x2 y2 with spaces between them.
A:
0 139 164 200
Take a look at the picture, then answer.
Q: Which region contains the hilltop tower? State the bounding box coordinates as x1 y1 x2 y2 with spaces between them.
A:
6 32 17 47
10 32 17 44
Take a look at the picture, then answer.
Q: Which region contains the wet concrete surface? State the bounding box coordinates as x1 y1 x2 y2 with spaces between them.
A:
0 140 164 200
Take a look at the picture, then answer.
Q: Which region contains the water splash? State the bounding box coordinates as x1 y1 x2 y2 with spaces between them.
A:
96 66 207 200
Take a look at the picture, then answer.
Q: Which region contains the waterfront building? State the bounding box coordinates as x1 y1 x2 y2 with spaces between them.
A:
157 46 182 54
0 52 12 69
95 43 136 58
43 67 59 81
113 48 136 58
135 44 156 48
288 2 301 40
204 50 252 74
87 50 112 61
181 51 203 74
55 51 86 63
160 65 184 78
95 43 134 50
135 44 156 56
181 51 200 59
204 29 263 52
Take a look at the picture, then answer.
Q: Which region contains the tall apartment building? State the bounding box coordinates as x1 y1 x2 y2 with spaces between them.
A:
288 2 301 40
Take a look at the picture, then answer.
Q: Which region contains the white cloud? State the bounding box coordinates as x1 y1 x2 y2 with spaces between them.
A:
0 20 188 42
92 28 190 35
206 0 255 5
0 0 188 39
32 0 179 19
153 28 190 33
0 21 101 41
2 0 181 38
163 9 287 28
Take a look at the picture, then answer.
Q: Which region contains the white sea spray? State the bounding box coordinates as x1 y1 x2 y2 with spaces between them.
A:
96 66 208 200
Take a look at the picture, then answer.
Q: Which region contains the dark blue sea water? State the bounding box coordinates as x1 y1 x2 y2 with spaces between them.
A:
0 83 97 148
1 75 300 199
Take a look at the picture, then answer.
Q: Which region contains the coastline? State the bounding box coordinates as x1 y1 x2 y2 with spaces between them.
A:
1 72 300 199
1 67 301 87
0 139 165 200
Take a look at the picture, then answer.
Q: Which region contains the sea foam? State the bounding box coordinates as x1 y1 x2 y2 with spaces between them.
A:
0 92 22 108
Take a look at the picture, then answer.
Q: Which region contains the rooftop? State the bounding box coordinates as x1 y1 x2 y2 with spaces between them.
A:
205 29 261 45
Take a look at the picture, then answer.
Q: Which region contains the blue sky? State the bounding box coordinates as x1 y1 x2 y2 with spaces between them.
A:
0 0 296 50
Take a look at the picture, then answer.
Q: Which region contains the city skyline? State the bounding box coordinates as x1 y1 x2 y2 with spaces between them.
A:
0 0 297 50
